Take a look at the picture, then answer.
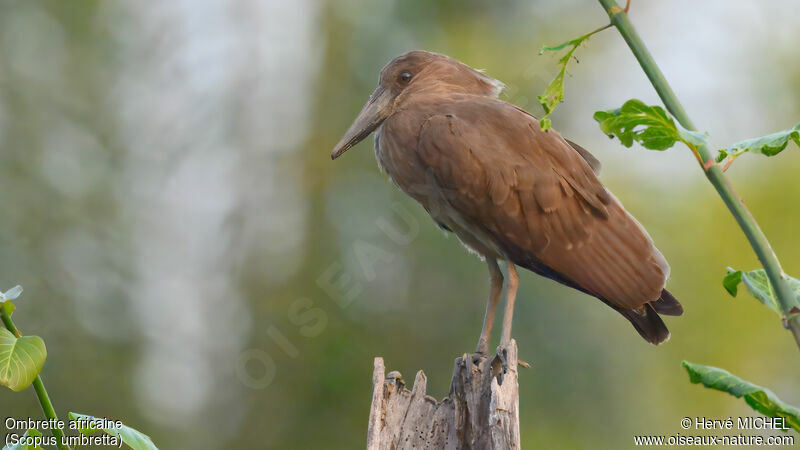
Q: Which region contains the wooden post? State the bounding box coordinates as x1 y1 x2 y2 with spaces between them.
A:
366 340 521 449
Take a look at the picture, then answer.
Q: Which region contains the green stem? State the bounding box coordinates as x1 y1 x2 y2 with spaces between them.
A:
596 0 800 350
1 308 70 450
0 308 19 336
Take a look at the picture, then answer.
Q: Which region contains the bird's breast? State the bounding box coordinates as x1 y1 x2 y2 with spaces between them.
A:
374 111 503 259
375 113 439 209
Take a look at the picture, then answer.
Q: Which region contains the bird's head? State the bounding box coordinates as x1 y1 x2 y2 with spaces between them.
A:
331 50 504 159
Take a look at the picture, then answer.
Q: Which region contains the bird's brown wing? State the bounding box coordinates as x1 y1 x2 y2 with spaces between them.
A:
566 139 601 175
508 103 602 175
415 100 669 311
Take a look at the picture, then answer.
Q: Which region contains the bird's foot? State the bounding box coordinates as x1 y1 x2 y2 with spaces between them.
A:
462 351 487 369
491 343 509 380
489 340 529 381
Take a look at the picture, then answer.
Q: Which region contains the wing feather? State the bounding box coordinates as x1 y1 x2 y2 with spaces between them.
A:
416 101 668 310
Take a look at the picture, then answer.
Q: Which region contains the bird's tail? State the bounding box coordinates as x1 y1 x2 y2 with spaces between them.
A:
620 289 683 345
651 288 683 316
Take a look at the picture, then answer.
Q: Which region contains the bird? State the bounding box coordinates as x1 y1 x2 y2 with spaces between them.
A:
331 50 682 358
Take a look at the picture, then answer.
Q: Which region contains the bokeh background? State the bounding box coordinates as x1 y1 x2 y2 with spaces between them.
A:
1 0 799 449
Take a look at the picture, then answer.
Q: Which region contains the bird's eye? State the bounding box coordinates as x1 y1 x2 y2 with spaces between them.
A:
399 70 413 83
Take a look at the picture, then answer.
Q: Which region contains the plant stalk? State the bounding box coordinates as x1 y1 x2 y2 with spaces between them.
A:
596 0 800 350
1 308 69 450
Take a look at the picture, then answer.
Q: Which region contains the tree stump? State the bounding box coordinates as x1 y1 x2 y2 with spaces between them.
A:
366 340 521 449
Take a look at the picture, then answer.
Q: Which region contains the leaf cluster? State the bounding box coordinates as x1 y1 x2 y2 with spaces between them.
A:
1 287 159 450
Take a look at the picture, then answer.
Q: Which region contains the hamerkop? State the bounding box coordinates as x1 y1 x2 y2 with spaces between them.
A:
331 50 682 356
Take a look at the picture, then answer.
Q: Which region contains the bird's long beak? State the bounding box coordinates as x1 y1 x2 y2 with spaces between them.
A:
331 86 392 160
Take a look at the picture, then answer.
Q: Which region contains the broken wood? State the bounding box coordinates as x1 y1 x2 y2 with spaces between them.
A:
366 340 521 449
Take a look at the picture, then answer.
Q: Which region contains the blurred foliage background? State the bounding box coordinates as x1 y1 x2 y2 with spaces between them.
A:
1 0 799 449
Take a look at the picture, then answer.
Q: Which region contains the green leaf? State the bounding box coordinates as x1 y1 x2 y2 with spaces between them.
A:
722 270 743 296
69 413 158 450
593 99 707 151
537 32 596 131
717 122 800 162
723 267 800 318
682 361 800 432
539 118 552 131
0 328 47 392
2 429 45 450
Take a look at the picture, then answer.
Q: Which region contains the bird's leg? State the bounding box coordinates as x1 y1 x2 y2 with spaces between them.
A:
499 262 519 348
492 262 519 378
475 258 503 354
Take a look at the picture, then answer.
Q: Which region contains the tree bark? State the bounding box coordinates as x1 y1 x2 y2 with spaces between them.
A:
366 340 521 449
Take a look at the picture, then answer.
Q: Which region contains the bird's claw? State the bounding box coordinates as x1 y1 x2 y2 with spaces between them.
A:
491 344 509 380
462 351 486 368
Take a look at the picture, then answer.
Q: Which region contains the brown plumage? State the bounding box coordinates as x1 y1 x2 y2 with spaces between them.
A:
332 50 682 350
